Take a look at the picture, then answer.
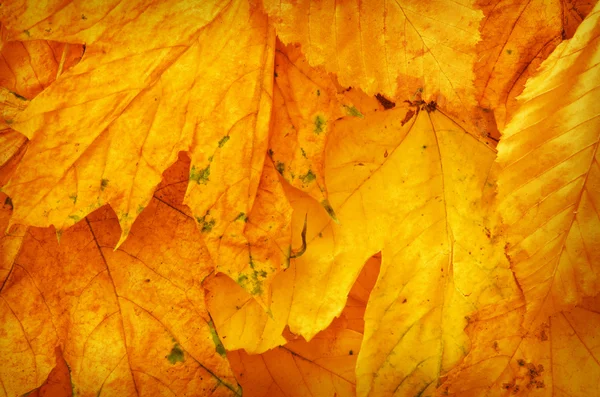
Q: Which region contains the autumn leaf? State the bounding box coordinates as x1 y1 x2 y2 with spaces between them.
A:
496 3 600 329
269 40 361 207
23 346 73 397
1 0 275 249
0 163 240 396
1 0 599 396
225 255 380 397
474 0 596 128
262 0 482 122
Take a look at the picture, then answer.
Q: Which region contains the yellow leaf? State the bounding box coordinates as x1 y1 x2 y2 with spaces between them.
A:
225 255 380 397
262 0 482 120
2 0 275 250
269 41 359 205
496 4 600 329
438 293 600 396
23 346 72 397
474 0 595 128
0 33 84 99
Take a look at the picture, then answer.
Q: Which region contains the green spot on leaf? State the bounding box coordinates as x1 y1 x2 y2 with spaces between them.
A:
166 343 185 364
100 179 109 191
190 164 210 184
234 212 248 222
506 49 513 55
197 215 215 233
275 161 285 175
137 205 145 214
321 199 338 223
208 321 227 357
344 105 364 118
68 215 81 222
314 115 325 134
218 135 230 148
300 169 316 185
69 194 77 204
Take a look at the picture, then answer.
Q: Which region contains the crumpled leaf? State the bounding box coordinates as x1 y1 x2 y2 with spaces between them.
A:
262 0 482 122
1 0 275 252
0 164 240 396
225 255 379 397
474 0 597 128
496 4 600 329
269 41 361 205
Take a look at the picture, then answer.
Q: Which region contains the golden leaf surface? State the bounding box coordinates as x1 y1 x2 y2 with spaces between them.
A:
269 41 359 205
23 346 73 397
496 4 600 329
262 0 482 121
1 0 275 250
0 29 85 100
225 255 379 397
438 293 600 396
0 167 240 396
475 0 597 128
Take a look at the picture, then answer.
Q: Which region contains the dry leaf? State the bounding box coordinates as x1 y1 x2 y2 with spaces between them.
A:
262 0 482 122
0 164 240 396
496 4 600 329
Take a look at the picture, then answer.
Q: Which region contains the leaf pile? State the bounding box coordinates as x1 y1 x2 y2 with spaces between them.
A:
1 1 599 396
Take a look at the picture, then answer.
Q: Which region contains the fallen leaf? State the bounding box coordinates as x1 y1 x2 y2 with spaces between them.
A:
0 29 84 99
269 41 355 206
0 163 240 396
496 4 600 329
23 346 72 397
438 292 600 396
225 255 380 397
262 0 483 122
474 0 597 128
2 0 276 251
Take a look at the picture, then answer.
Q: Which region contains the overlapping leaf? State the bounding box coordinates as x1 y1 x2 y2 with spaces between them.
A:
262 0 482 122
475 0 597 128
496 4 600 328
269 41 362 205
438 293 600 396
0 165 239 396
224 256 379 397
1 0 276 251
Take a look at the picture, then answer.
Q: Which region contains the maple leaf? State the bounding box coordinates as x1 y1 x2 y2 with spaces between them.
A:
0 163 240 396
226 256 379 397
262 0 482 123
1 0 599 396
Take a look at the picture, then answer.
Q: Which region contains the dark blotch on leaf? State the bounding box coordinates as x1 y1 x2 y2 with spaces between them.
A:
218 135 230 148
375 94 396 109
100 179 109 191
275 161 285 175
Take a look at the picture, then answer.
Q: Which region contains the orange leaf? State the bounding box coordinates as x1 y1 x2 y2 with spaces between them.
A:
0 163 240 396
